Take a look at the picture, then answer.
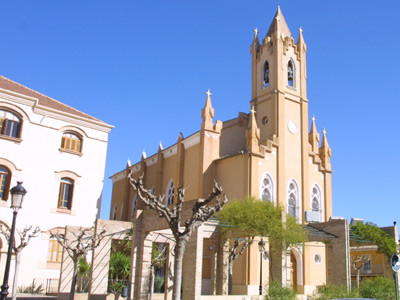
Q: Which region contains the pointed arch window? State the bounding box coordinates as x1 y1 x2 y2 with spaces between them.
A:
287 180 299 219
260 173 273 202
287 60 295 87
0 166 11 200
166 180 174 206
263 61 270 88
0 109 22 138
311 184 322 221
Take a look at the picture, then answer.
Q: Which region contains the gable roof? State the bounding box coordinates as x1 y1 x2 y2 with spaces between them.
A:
0 75 107 124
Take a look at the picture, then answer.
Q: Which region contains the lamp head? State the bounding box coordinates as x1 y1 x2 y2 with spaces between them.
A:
258 239 265 253
10 182 27 211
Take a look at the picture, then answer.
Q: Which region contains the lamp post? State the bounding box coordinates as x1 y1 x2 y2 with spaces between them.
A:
1 182 27 300
258 239 265 296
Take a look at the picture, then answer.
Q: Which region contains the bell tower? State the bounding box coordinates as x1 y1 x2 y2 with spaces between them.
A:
250 6 307 144
249 7 312 218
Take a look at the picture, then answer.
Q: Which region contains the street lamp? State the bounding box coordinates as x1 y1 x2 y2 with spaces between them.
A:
258 239 265 296
1 182 27 300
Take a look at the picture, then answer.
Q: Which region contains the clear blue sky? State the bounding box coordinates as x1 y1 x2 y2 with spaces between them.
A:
1 1 399 227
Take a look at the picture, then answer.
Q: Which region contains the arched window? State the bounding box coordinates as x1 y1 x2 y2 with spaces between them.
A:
263 61 270 88
287 180 299 219
287 60 295 87
0 109 21 138
165 180 174 206
311 184 322 221
0 166 11 200
260 173 273 202
61 132 82 153
58 178 74 209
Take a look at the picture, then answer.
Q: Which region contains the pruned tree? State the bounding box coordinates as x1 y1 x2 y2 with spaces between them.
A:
227 237 254 294
217 196 306 290
350 254 370 289
0 224 40 300
51 226 106 300
129 173 228 300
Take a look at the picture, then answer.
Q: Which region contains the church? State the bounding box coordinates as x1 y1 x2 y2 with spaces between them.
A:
110 7 339 299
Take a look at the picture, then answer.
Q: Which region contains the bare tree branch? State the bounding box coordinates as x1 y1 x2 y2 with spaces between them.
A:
230 236 254 262
0 224 40 253
128 171 228 300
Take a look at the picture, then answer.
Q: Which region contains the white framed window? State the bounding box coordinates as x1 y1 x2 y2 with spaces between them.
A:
287 179 299 220
260 173 274 202
310 184 323 222
0 109 22 138
165 180 174 206
362 255 372 274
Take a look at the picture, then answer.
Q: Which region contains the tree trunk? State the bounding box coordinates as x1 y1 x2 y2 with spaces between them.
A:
149 267 154 300
172 238 187 300
228 259 233 295
69 259 78 300
11 251 21 300
356 270 360 289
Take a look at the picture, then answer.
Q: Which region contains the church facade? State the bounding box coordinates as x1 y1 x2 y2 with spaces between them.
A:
110 7 333 297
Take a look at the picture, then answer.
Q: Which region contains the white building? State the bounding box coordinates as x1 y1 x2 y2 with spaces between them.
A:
0 75 113 290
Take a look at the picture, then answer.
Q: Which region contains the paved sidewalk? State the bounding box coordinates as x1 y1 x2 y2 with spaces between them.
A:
9 294 57 300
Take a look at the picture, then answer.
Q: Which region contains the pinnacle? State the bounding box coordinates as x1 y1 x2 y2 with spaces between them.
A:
204 89 213 109
321 128 330 148
297 26 305 46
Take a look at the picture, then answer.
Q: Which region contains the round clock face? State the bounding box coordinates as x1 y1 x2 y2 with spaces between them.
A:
288 120 297 134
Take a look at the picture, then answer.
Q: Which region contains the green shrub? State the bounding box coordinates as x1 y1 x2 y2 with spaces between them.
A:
359 276 395 300
310 284 359 300
265 280 296 300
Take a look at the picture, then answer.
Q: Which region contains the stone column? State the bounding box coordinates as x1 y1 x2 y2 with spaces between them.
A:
130 210 145 300
138 233 153 300
164 241 174 300
182 226 204 300
216 240 229 295
209 241 217 295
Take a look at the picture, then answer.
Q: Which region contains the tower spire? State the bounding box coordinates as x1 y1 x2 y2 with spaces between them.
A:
266 6 292 39
201 89 215 130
